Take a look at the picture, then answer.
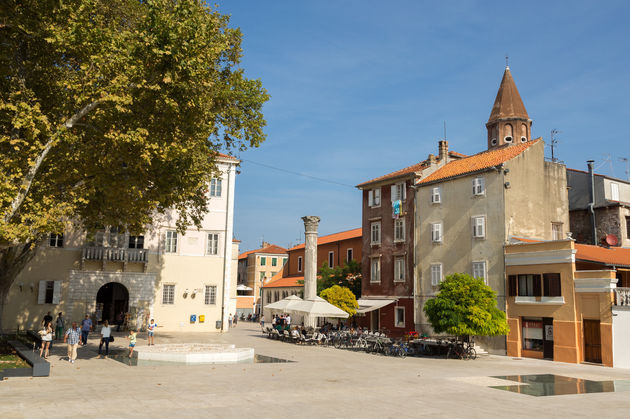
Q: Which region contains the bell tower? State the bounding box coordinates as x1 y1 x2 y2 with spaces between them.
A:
486 66 532 149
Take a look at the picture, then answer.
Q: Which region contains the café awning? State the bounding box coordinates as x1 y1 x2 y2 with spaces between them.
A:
356 298 397 314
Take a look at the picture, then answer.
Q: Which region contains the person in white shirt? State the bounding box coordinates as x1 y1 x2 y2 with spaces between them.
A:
98 320 112 358
285 314 291 327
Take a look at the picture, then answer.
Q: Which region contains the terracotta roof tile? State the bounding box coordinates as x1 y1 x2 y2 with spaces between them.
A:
216 152 239 161
238 244 288 260
575 244 630 268
488 67 529 122
263 275 304 288
417 139 540 185
289 228 362 251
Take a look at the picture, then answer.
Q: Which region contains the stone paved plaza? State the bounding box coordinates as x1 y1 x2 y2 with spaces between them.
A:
2 324 630 418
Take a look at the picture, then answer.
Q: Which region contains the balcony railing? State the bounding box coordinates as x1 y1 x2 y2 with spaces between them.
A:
82 247 148 271
614 288 630 306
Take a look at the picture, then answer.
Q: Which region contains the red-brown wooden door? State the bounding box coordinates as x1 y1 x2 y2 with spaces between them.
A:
583 319 602 363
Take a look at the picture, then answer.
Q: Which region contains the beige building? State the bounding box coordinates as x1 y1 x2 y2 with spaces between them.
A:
237 243 288 317
2 155 240 333
414 67 569 353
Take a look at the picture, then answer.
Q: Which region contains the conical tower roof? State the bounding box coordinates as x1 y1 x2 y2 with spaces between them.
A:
487 67 529 123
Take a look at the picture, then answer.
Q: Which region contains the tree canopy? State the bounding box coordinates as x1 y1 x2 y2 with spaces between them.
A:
317 260 362 298
0 0 269 325
320 285 359 317
423 273 509 337
1 0 268 243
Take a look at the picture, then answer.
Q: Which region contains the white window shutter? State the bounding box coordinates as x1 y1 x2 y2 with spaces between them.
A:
401 183 406 201
374 188 380 205
391 185 397 202
38 280 46 304
368 190 374 206
52 281 61 304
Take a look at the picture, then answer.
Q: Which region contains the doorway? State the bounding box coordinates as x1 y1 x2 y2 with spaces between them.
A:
370 310 380 331
584 319 602 363
542 317 554 359
96 282 129 325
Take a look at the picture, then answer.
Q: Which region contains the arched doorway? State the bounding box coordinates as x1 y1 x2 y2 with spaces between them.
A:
96 282 129 324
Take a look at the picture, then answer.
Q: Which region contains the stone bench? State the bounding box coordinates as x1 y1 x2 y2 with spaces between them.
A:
8 340 50 377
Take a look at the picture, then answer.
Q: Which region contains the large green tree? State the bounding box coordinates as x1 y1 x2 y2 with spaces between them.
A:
423 273 509 337
0 0 268 326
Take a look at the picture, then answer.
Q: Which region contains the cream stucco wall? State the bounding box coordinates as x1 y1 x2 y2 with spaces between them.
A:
2 158 238 333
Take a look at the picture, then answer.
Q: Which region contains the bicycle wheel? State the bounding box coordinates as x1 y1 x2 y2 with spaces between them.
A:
466 346 477 360
398 345 407 358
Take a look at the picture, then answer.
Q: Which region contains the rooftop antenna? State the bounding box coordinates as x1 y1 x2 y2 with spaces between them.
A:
550 129 560 162
443 121 447 140
620 157 630 180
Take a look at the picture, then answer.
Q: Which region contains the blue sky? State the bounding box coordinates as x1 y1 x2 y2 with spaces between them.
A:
216 1 630 253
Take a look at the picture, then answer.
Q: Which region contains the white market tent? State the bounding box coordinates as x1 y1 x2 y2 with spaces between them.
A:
288 296 349 319
265 295 303 312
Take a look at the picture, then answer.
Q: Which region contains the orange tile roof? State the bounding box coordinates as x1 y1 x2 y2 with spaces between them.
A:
417 139 540 185
216 152 239 161
263 275 304 288
236 296 255 309
356 151 464 188
288 227 362 251
575 244 630 268
238 244 288 260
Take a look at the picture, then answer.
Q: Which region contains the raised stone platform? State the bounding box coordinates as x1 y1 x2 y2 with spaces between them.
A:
135 343 254 364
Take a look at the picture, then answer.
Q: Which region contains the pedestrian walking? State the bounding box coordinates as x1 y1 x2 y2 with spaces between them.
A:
228 313 233 328
80 314 92 345
98 320 112 358
55 313 65 340
127 329 137 358
64 322 81 364
260 314 265 329
147 319 158 346
233 314 238 327
39 320 53 359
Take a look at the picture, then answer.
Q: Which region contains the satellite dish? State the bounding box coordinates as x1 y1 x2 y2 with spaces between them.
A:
606 234 619 246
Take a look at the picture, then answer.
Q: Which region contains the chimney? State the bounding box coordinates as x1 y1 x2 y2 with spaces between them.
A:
428 154 437 165
438 140 449 161
587 161 597 245
261 241 270 248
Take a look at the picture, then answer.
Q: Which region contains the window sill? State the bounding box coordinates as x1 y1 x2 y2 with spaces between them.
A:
393 239 405 244
514 296 565 305
369 281 381 284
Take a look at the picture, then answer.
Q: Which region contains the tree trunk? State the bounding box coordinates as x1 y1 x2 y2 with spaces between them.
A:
0 242 39 333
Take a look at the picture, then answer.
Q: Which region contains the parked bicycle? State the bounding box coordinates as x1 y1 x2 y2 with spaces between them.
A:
446 339 476 360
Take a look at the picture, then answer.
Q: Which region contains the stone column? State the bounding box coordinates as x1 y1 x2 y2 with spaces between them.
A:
302 216 320 301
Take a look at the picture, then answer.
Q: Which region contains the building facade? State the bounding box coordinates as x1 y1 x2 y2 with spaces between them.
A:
236 243 288 317
356 142 464 336
3 155 240 333
566 167 630 248
414 67 569 353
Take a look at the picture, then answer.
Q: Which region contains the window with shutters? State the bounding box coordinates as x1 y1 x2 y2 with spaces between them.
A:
543 273 562 297
272 257 277 267
162 284 175 304
472 216 486 238
370 258 381 282
371 222 381 245
552 223 563 240
517 274 539 297
431 187 441 204
394 257 405 282
391 182 406 202
49 233 64 248
472 177 485 196
395 307 405 327
260 257 266 266
431 223 442 243
206 233 219 255
38 280 61 304
611 182 619 201
204 285 217 305
165 231 177 253
346 248 353 262
510 273 561 297
328 251 334 268
297 256 303 272
394 219 405 242
368 188 381 207
210 178 222 197
430 264 442 286
472 261 487 283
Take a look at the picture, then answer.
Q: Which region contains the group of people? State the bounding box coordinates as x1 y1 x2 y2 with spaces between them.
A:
38 311 158 363
271 313 291 329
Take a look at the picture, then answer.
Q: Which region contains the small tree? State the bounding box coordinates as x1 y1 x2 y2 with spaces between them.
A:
423 273 509 338
320 285 358 317
318 260 362 297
